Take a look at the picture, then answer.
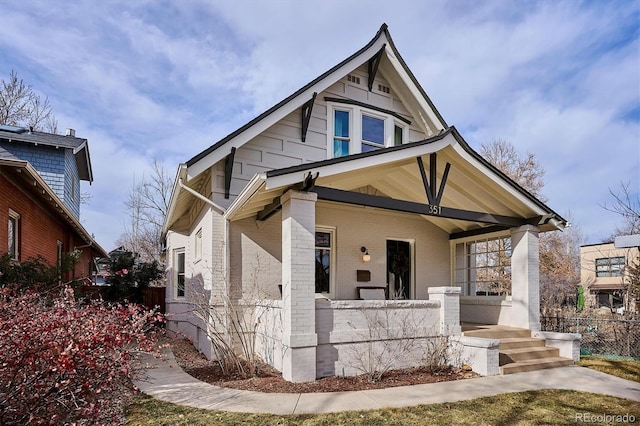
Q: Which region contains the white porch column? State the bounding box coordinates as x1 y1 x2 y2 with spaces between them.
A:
281 190 317 382
510 225 541 331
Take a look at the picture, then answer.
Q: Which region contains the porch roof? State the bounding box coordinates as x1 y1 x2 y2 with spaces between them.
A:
225 127 567 237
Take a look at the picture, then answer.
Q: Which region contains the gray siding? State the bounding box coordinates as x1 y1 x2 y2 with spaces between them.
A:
212 64 427 208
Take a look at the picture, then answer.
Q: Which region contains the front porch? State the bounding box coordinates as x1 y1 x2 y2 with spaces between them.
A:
223 131 569 382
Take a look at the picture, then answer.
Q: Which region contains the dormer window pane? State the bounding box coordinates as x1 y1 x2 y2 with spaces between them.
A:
362 115 384 145
333 110 350 158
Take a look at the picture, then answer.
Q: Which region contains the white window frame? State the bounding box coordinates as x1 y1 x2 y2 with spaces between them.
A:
361 111 386 152
327 102 406 158
451 234 512 297
8 209 20 260
174 248 186 298
315 226 336 297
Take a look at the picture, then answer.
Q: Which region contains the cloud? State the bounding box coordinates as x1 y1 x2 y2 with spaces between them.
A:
0 0 637 248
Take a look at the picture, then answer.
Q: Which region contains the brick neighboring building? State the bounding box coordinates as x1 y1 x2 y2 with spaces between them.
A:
0 125 107 281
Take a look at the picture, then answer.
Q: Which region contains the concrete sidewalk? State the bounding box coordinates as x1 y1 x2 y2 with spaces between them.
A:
134 350 640 415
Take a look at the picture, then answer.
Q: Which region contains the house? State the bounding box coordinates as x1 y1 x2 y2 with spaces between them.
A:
0 125 107 282
163 24 578 382
580 236 640 313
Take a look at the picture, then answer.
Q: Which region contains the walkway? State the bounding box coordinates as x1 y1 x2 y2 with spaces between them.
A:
135 350 640 415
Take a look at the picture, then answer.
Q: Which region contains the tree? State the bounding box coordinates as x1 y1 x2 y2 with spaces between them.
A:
117 159 172 263
480 139 581 312
0 70 58 133
480 139 546 201
602 181 640 237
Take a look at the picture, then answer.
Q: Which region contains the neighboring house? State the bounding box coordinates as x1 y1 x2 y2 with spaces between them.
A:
163 24 575 382
580 236 640 313
0 125 107 282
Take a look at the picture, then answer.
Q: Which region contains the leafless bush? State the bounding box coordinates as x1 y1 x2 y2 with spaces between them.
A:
349 301 424 382
181 255 279 379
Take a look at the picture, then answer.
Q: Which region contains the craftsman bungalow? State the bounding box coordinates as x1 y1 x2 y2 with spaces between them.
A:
163 24 579 382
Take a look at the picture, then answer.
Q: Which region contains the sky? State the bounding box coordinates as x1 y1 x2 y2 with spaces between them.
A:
0 0 638 250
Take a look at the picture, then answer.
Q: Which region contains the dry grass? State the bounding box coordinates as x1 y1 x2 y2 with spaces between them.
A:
126 390 640 425
578 355 640 383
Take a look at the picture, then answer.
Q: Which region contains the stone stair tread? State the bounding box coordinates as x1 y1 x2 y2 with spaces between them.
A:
501 346 558 355
499 337 546 349
500 357 574 375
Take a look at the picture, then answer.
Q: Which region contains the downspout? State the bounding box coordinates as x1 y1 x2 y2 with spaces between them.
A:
178 178 226 215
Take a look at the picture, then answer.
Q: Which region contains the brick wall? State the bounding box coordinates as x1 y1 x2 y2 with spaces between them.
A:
0 172 94 280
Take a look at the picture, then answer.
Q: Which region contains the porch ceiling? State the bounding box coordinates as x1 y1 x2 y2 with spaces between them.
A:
225 128 566 235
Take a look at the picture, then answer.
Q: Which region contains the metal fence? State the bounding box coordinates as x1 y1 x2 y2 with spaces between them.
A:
541 316 640 358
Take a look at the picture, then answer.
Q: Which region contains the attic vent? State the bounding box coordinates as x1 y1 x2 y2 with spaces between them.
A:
347 74 361 85
378 84 390 94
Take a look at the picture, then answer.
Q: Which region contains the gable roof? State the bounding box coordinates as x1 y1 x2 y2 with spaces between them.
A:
0 155 107 257
185 23 448 180
0 126 94 182
224 127 567 236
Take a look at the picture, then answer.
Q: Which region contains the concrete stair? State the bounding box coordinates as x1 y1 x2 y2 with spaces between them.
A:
462 324 574 375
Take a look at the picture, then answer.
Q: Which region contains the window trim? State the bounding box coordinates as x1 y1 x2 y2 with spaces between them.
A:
8 209 20 260
327 99 410 158
315 226 336 297
174 249 186 298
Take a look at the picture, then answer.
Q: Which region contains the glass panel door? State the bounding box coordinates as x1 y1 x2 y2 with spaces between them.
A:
387 240 411 299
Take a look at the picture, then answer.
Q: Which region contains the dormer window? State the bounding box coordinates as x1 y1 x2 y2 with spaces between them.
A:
361 114 385 152
327 98 410 158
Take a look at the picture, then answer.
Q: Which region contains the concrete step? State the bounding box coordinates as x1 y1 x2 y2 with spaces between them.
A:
499 337 546 350
499 346 560 365
463 327 532 340
500 357 574 375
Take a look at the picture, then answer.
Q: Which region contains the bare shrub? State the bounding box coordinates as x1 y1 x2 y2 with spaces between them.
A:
179 256 280 379
346 302 428 382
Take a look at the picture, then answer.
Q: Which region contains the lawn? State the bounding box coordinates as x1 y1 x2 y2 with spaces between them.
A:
126 389 640 426
578 355 640 383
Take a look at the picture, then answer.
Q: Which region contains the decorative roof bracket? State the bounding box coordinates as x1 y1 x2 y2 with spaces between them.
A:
224 147 236 199
367 45 386 91
417 153 451 206
301 92 317 142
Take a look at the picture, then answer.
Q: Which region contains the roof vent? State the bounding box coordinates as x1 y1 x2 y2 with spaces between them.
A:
66 128 76 137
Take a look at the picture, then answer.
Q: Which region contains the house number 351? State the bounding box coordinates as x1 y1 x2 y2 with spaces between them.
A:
428 204 442 215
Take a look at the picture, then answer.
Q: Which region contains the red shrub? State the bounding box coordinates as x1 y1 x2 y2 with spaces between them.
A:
0 287 164 424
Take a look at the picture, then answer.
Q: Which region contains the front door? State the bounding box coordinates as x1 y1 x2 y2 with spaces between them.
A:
387 240 412 299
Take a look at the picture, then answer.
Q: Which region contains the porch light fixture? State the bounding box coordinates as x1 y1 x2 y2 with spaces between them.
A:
361 246 371 262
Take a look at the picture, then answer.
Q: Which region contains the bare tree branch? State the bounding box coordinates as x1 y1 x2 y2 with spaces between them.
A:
600 181 640 237
0 70 58 132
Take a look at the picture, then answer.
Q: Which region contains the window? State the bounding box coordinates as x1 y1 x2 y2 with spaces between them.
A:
361 114 385 152
454 236 512 296
333 110 350 157
195 228 202 260
595 257 625 277
394 124 404 146
328 101 411 158
315 229 334 294
175 249 185 297
8 210 19 260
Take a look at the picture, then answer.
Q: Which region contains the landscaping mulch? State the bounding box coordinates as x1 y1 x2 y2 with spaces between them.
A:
166 337 477 393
